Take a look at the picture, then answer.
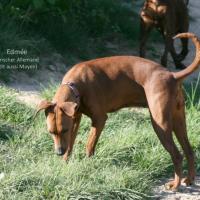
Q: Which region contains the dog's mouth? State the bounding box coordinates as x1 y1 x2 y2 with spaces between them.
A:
55 147 66 156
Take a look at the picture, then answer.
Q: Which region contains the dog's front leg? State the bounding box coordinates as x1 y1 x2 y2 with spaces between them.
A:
178 5 189 61
86 114 107 157
146 90 183 190
150 114 183 190
63 113 82 161
165 34 186 69
160 30 169 67
161 42 168 67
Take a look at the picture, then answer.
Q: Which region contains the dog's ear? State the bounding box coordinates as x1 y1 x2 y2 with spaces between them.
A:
35 100 56 117
59 102 78 117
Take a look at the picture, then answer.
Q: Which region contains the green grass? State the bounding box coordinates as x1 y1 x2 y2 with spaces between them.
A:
184 75 200 110
0 80 200 199
41 82 59 101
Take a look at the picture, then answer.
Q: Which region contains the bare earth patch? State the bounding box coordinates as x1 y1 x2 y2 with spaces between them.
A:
15 90 41 108
154 177 200 200
8 76 43 108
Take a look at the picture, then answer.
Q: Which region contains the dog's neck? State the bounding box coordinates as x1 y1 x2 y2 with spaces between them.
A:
62 82 80 105
53 83 80 106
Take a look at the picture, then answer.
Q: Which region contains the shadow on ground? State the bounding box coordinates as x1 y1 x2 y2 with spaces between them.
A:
154 176 200 200
0 122 16 141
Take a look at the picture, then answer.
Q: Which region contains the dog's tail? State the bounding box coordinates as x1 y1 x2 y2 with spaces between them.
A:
172 33 200 81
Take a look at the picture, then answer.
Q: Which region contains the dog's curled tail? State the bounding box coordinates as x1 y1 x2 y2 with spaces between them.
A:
172 33 200 81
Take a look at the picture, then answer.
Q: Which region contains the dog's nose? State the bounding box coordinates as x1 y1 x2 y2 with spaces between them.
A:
55 147 65 156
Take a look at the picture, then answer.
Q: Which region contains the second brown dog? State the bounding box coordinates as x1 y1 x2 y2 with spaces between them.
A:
140 0 189 69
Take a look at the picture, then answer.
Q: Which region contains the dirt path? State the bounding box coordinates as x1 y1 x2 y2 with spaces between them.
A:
8 75 42 108
11 87 41 108
8 79 41 108
7 54 68 107
154 177 200 200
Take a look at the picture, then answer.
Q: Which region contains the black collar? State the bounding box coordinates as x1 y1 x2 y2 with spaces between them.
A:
62 82 80 105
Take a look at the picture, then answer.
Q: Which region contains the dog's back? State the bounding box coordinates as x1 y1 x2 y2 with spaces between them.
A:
63 56 171 112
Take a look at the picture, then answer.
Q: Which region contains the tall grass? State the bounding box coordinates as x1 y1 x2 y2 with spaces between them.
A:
0 79 200 199
184 74 200 110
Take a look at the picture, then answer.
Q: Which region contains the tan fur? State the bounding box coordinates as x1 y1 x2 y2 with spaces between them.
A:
37 33 199 191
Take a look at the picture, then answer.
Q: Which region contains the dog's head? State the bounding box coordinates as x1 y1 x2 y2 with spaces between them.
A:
36 100 78 156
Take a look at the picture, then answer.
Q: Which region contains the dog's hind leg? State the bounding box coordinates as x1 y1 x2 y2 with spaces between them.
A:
146 89 183 190
86 114 107 157
177 37 188 62
175 13 189 62
161 41 169 67
178 20 189 61
165 35 186 69
163 21 185 69
139 18 152 58
173 101 195 186
160 28 169 67
150 115 183 190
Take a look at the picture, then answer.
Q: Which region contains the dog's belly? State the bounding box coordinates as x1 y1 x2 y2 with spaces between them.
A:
107 94 147 112
80 79 148 116
105 83 148 112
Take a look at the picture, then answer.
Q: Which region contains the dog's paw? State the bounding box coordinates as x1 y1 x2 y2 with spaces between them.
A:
86 150 94 157
181 177 194 186
63 153 70 162
165 180 179 191
176 63 186 70
176 54 185 62
177 50 188 62
86 146 95 157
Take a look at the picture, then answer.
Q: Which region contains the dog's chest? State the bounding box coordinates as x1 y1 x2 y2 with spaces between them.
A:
141 1 167 26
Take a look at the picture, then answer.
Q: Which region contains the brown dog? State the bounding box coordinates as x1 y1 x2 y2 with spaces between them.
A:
140 0 189 69
37 33 200 190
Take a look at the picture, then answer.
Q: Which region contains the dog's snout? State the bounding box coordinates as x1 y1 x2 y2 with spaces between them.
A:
55 147 65 156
